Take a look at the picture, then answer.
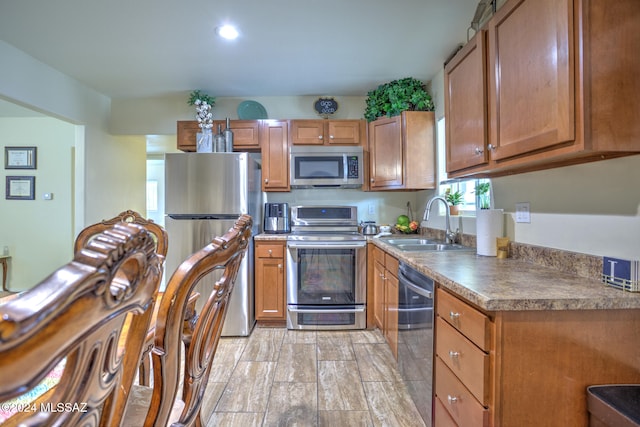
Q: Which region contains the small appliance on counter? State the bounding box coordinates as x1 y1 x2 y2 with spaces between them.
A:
264 202 290 234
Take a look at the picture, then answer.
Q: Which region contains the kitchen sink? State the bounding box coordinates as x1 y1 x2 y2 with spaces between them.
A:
382 238 441 245
381 238 474 252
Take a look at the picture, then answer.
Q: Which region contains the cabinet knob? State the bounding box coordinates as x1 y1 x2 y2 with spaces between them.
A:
264 178 269 184
329 135 334 139
449 311 460 322
278 263 282 269
370 178 374 183
447 395 458 405
268 249 272 255
488 143 494 150
318 135 323 140
449 350 460 359
475 147 484 155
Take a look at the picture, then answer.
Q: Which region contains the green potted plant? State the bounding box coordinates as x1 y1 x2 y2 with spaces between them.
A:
187 90 216 108
364 77 434 122
474 182 491 209
444 188 464 215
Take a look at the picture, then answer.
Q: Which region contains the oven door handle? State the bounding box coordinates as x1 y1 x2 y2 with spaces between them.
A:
286 242 366 249
288 306 366 314
402 280 433 300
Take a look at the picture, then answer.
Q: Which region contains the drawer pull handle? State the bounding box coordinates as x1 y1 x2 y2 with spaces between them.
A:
447 395 458 405
449 350 460 359
449 311 460 321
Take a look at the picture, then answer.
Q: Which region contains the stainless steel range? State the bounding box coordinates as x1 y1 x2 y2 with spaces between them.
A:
286 206 367 330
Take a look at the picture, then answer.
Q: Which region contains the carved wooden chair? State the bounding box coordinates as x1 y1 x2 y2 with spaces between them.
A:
74 209 174 385
124 214 253 427
0 222 163 426
74 209 168 257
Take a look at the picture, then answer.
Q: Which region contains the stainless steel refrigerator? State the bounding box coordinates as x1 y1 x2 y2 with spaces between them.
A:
164 152 262 336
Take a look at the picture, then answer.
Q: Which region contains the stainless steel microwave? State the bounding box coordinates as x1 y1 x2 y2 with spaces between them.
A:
289 145 363 188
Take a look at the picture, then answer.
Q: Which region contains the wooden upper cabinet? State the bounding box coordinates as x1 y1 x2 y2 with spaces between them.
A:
368 111 436 190
260 120 290 192
445 30 489 175
227 120 261 151
446 0 640 178
487 0 575 161
290 120 365 146
177 120 260 152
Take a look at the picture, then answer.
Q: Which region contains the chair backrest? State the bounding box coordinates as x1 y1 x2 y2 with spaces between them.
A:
74 209 168 258
144 214 253 427
0 223 163 426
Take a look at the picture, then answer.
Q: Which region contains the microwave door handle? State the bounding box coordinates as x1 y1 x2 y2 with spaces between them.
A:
343 154 348 182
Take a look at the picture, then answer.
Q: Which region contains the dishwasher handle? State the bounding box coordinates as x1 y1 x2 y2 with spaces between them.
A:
398 266 434 299
404 281 433 299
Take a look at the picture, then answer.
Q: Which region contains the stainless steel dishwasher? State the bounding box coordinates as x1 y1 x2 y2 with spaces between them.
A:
397 262 434 426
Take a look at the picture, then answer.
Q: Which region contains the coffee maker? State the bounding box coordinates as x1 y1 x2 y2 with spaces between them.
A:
263 203 290 234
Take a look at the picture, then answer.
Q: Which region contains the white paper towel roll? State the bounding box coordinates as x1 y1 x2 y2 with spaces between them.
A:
476 209 504 256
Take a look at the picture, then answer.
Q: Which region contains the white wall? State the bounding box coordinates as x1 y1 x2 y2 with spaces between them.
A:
111 95 368 135
0 117 75 288
0 41 148 290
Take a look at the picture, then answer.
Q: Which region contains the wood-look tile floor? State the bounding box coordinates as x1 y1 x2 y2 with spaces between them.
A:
200 327 427 427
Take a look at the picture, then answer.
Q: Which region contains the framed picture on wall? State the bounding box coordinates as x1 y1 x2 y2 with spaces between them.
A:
5 146 37 169
6 175 35 200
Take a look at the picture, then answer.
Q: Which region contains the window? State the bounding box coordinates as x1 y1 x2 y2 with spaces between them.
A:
436 117 492 215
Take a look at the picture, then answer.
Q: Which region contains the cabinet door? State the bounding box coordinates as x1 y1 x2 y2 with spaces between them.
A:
368 116 403 189
326 120 363 145
226 120 261 151
255 244 285 320
290 120 324 145
445 31 489 174
177 121 200 152
385 270 399 359
373 260 386 330
487 0 575 161
261 120 290 191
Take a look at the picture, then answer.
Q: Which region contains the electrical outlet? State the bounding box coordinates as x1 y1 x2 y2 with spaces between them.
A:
515 202 530 223
368 204 375 215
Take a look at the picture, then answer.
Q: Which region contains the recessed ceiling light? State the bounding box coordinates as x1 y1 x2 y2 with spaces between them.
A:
216 25 239 40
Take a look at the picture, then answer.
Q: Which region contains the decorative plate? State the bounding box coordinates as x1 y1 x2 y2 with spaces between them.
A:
237 100 268 120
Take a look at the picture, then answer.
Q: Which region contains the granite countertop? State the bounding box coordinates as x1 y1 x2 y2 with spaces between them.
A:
254 233 640 312
371 238 640 312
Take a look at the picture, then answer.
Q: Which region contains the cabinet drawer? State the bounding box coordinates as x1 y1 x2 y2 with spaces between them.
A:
373 246 385 265
384 253 399 275
256 244 284 258
434 396 459 427
436 317 490 405
435 357 490 427
437 288 491 351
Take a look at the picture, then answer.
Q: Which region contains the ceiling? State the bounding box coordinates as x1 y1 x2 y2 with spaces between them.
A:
0 0 479 102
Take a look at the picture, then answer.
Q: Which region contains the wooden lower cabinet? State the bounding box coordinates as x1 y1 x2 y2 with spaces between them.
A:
434 286 640 426
371 245 399 359
254 241 285 321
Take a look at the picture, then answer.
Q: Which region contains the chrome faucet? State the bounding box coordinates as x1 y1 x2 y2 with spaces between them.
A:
423 196 457 244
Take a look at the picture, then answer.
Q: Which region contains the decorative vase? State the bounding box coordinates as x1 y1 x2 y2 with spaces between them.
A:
223 118 234 152
196 129 213 153
214 124 226 152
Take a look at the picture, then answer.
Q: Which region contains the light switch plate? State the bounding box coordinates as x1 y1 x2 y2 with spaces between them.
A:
515 202 530 223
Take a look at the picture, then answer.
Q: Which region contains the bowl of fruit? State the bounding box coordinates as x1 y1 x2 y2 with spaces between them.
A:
394 215 419 234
